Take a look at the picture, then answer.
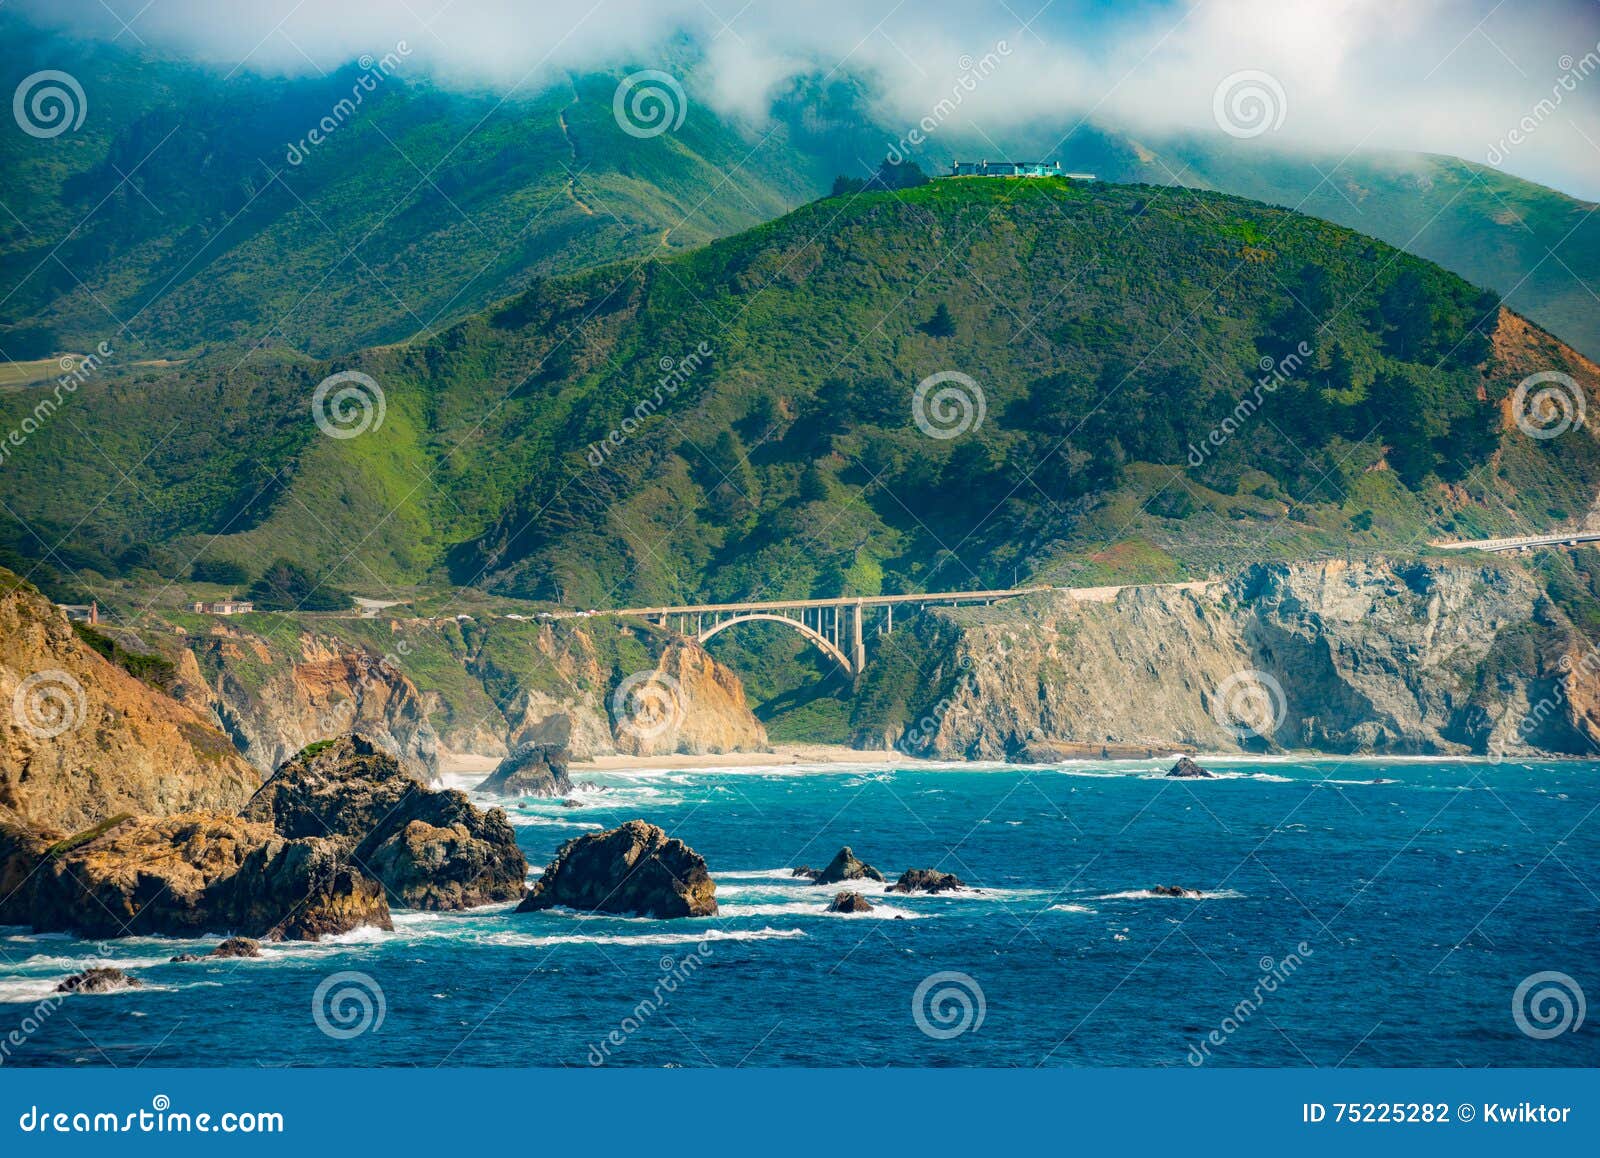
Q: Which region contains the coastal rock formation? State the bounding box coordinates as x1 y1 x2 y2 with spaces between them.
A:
170 937 260 963
182 628 439 780
610 641 769 757
813 847 885 885
1148 885 1203 898
244 735 527 910
827 890 873 913
1166 756 1215 778
56 967 142 994
474 742 572 798
0 568 259 831
517 819 717 918
0 808 391 940
887 868 967 893
869 558 1591 759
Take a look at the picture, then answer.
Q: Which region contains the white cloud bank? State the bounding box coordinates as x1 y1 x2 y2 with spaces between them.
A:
21 0 1600 198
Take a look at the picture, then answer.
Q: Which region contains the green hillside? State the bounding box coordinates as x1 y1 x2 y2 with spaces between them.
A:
0 17 832 361
3 15 1594 370
6 177 1597 613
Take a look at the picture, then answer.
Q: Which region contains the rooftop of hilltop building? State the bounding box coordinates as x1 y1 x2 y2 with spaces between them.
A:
946 160 1097 179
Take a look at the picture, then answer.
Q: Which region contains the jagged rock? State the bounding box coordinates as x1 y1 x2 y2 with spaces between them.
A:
1166 756 1215 779
559 798 583 809
474 742 572 798
169 953 204 963
56 967 141 994
517 820 717 918
1148 884 1203 897
826 890 873 913
245 735 527 910
887 868 968 893
210 937 261 958
0 567 259 832
0 808 391 940
813 846 884 885
791 866 819 880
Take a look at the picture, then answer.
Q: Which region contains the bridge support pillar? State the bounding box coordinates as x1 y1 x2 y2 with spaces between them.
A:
851 601 865 672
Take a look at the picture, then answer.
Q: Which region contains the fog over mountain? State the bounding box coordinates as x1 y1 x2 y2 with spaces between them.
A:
22 0 1600 200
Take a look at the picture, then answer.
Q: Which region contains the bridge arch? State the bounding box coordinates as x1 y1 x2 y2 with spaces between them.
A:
697 612 854 674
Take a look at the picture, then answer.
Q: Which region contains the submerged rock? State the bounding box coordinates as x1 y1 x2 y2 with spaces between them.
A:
517 820 717 918
1166 756 1215 779
474 742 572 799
791 865 820 880
826 890 873 913
1148 884 1203 898
813 847 885 886
887 868 968 894
245 735 527 910
210 937 261 959
56 967 142 994
171 936 262 962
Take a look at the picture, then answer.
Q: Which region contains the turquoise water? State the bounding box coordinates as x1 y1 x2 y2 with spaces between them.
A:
2 758 1596 1067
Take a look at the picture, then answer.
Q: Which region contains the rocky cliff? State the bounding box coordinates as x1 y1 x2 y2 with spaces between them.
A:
151 611 766 770
0 570 259 831
867 558 1595 760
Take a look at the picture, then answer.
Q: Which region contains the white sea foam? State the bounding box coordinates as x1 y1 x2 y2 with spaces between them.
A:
1094 888 1244 901
720 900 922 920
1048 903 1097 913
473 926 807 948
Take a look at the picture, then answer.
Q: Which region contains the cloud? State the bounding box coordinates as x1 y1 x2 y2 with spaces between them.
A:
19 0 1600 198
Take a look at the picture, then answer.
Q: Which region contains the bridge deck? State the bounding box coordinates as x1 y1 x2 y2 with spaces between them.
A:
612 585 1054 617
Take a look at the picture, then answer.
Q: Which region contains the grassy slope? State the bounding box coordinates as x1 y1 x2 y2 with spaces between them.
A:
8 177 1597 613
0 19 829 362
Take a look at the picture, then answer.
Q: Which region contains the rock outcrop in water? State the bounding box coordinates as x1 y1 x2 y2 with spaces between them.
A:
813 847 885 885
474 742 572 798
827 890 873 913
887 868 968 893
0 568 259 832
244 735 527 910
1148 885 1203 898
1166 756 1215 779
517 819 717 918
56 967 142 994
0 807 391 940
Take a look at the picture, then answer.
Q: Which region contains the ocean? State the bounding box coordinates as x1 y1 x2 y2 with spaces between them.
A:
2 758 1596 1067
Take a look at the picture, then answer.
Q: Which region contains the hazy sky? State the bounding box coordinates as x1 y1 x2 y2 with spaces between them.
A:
21 0 1600 199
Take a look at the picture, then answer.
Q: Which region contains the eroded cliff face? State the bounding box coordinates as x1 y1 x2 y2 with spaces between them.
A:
182 628 438 779
158 613 765 769
876 559 1592 760
0 571 259 831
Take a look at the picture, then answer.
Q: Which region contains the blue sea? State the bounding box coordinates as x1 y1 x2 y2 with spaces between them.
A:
2 758 1596 1068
